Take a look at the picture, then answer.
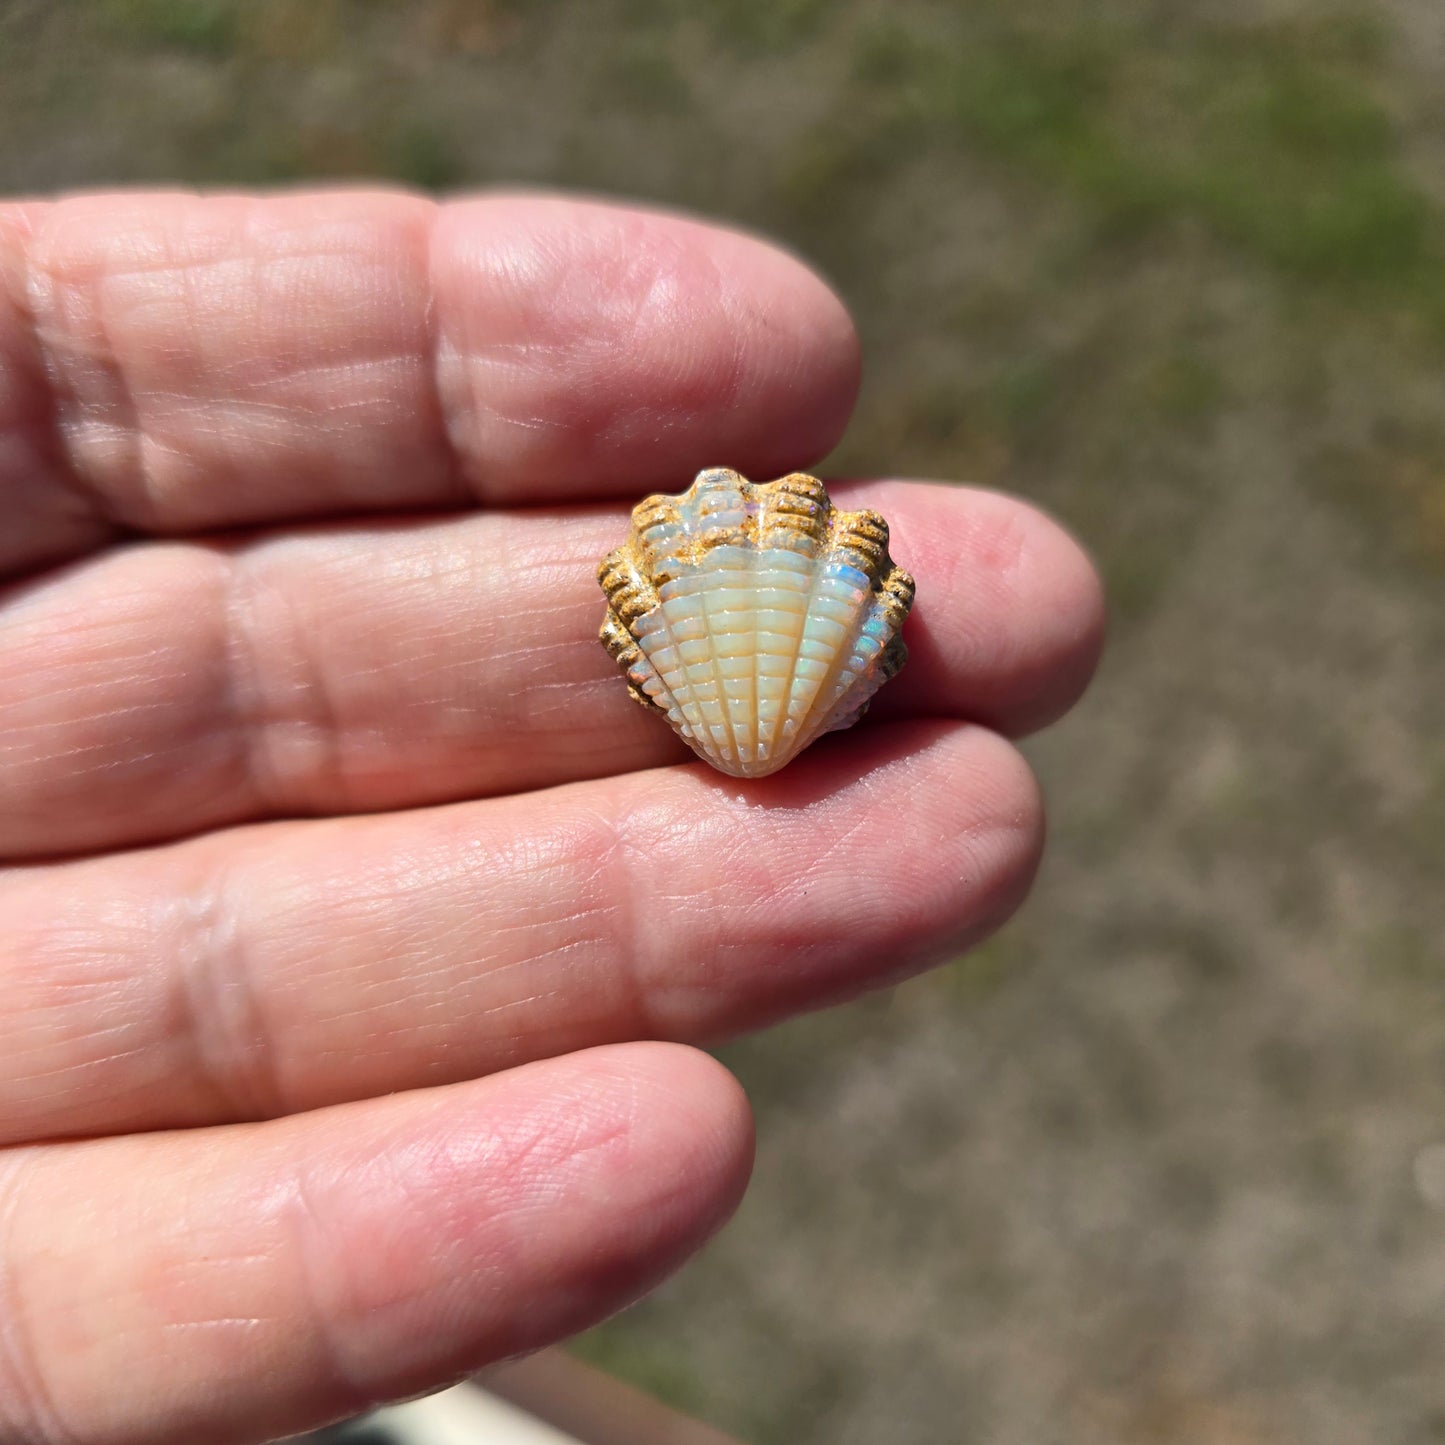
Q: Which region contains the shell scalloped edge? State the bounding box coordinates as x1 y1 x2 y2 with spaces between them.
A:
597 468 915 778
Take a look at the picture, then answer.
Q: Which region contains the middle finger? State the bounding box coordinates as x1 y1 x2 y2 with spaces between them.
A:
0 481 1102 859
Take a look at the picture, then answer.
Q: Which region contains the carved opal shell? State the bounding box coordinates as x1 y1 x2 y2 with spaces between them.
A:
598 468 915 778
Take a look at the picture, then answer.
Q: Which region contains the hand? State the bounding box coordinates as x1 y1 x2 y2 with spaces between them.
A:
0 191 1104 1444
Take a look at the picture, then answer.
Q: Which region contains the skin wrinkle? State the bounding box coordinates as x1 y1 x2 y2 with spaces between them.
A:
448 212 724 475
649 742 1020 1028
131 1184 315 1395
641 810 823 1022
0 208 117 570
29 224 154 529
219 547 282 820
704 247 757 420
10 196 448 538
432 213 577 476
251 815 610 1101
789 797 875 877
420 847 626 1057
20 1014 151 1079
227 522 519 811
169 853 285 1123
284 1166 378 1412
0 547 243 839
420 211 470 507
454 255 586 426
1 899 173 1131
265 561 351 812
14 220 104 468
224 540 368 817
279 1085 637 1412
10 1039 140 1092
13 709 175 769
586 798 662 1048
0 1151 76 1445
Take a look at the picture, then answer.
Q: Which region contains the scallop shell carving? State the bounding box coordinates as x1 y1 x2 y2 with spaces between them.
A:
598 468 915 778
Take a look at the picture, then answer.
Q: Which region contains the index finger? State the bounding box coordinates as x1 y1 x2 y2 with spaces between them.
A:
0 190 860 577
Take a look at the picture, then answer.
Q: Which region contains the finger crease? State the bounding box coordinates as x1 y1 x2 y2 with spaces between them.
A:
171 856 285 1122
9 223 124 546
597 801 663 1043
0 1151 80 1445
286 1165 372 1406
423 207 475 508
222 549 353 816
23 233 156 531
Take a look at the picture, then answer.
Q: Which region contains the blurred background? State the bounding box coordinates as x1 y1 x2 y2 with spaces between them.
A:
4 1 1444 1441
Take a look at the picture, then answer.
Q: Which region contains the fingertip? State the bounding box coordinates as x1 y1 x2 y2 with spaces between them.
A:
558 1041 756 1228
294 1044 755 1400
952 488 1106 736
4 1050 757 1445
624 720 1048 1026
720 228 861 473
844 482 1107 735
431 193 861 501
955 723 1048 930
993 496 1107 735
867 721 1045 957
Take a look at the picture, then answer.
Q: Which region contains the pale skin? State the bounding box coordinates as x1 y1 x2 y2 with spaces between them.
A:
0 190 1105 1444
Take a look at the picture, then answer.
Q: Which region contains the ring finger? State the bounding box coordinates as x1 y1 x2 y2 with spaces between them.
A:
0 719 1041 1144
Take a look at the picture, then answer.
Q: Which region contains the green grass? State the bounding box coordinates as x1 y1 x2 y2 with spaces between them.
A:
387 122 464 192
569 1326 714 1421
100 0 239 54
623 0 833 55
837 8 1440 304
1138 351 1227 425
931 932 1034 1004
789 2 1445 581
602 36 693 116
1167 48 1428 284
101 0 358 62
987 356 1060 435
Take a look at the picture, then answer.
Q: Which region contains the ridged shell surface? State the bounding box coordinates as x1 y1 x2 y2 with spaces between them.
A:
598 468 915 778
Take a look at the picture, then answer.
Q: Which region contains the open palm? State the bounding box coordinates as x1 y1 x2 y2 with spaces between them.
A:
0 190 1103 1444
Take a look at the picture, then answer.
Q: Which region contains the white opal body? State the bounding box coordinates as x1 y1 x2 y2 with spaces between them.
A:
599 469 914 779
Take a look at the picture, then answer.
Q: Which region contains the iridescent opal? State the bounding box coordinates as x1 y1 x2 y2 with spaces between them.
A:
598 468 915 777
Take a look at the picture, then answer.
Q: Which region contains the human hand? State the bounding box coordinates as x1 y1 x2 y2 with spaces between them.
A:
0 191 1104 1444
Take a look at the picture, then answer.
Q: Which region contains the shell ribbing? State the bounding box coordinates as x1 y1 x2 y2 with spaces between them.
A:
598 469 914 778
